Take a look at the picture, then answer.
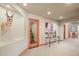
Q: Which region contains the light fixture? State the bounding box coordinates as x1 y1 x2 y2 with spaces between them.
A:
65 3 72 5
47 11 51 15
23 3 27 6
59 16 63 19
6 5 11 8
47 8 50 10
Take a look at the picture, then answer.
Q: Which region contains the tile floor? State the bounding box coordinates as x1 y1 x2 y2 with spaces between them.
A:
21 38 79 56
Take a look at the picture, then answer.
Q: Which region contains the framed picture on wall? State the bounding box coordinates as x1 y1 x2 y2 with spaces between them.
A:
71 26 77 32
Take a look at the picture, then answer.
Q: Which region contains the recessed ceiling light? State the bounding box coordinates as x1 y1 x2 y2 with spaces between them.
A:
59 16 63 19
23 3 27 6
6 5 11 8
47 11 51 15
65 3 72 5
48 8 50 10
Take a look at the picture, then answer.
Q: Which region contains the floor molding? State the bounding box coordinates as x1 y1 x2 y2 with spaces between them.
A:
18 48 28 56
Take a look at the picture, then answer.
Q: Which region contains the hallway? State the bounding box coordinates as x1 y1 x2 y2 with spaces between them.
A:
1 3 79 56
21 38 79 56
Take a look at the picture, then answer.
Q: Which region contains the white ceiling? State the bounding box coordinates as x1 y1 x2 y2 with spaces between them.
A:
0 3 22 15
1 3 79 21
17 3 79 21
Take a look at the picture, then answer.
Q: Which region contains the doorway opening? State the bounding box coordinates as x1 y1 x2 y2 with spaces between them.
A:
28 18 39 49
63 22 79 39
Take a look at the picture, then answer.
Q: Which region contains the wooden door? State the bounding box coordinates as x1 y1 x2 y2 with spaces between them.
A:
28 18 39 49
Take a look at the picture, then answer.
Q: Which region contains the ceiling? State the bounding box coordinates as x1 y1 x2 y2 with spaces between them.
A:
0 3 22 15
1 3 79 21
17 3 79 21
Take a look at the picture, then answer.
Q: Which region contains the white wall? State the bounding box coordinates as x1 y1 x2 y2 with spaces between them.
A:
59 22 71 40
0 7 25 41
59 19 79 40
59 22 64 40
0 6 26 56
25 13 59 45
0 5 60 55
0 39 26 56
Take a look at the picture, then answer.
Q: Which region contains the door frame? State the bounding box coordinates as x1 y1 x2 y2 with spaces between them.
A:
64 25 66 39
28 18 39 49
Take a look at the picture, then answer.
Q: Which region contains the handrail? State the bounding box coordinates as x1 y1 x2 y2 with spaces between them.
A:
43 32 57 47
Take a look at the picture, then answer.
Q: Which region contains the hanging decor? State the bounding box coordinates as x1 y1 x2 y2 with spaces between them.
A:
1 10 13 36
45 22 56 38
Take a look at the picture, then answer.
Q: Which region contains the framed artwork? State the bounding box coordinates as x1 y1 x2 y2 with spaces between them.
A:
69 25 77 32
45 22 56 38
1 11 13 36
